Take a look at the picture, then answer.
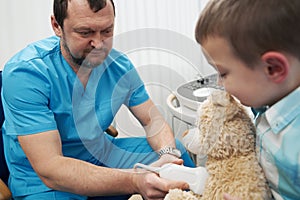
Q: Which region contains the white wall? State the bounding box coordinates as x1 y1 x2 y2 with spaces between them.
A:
0 0 213 138
1 0 211 72
112 0 214 138
0 0 54 69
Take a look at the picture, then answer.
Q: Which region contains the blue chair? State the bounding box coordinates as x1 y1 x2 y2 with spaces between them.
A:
0 71 12 199
0 71 8 181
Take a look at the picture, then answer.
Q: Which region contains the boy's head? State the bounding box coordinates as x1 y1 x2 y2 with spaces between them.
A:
195 0 300 108
195 0 300 67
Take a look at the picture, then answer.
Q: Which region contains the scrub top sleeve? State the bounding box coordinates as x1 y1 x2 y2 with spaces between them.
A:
128 85 149 107
2 63 57 135
125 66 149 107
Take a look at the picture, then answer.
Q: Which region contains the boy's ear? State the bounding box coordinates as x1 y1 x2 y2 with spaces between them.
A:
261 52 289 83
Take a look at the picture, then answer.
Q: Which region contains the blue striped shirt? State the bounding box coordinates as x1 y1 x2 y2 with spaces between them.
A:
255 86 300 200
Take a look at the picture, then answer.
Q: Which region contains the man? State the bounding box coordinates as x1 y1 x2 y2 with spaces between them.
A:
1 0 194 199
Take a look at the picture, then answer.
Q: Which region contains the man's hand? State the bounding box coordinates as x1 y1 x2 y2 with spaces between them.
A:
150 154 183 167
133 171 189 200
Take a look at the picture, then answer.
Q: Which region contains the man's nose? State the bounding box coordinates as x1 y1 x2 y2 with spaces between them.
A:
90 33 104 49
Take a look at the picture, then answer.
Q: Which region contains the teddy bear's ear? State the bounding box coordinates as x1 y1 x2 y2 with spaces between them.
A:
225 93 241 120
209 90 230 107
207 90 241 120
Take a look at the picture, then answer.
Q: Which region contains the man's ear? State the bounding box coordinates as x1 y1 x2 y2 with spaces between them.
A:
51 15 62 37
261 52 289 83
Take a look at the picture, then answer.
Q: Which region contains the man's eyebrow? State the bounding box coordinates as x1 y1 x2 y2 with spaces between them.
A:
73 23 114 31
73 27 92 31
103 24 114 30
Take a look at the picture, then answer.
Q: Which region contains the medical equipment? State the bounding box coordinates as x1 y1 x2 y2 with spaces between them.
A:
167 73 220 126
134 163 209 195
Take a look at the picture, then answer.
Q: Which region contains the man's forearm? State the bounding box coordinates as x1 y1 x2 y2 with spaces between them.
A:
40 156 137 196
145 118 176 151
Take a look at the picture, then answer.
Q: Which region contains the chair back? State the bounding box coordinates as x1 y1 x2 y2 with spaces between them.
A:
0 71 9 184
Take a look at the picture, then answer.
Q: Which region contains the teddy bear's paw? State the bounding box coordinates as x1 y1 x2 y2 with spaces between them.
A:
164 189 201 200
128 194 143 200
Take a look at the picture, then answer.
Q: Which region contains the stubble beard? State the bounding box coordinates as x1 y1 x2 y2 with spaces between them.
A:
61 36 108 70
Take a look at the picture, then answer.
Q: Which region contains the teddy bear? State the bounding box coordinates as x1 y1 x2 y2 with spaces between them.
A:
165 89 271 200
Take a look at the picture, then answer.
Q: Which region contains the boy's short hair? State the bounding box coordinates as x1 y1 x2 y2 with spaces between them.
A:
195 0 300 67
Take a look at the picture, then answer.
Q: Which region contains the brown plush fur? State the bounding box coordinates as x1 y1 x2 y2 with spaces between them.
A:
166 90 271 200
164 189 201 200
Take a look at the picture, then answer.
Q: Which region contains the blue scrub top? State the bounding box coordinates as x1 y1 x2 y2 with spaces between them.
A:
1 36 149 196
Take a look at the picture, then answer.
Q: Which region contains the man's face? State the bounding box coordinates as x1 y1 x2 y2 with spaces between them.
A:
59 0 114 69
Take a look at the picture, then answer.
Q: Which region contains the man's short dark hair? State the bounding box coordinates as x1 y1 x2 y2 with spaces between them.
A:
54 0 115 28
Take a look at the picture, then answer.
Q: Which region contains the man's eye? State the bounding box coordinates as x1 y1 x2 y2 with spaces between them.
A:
81 32 90 35
102 29 113 35
78 31 92 36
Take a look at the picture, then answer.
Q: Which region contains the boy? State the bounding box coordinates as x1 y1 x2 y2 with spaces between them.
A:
195 0 300 199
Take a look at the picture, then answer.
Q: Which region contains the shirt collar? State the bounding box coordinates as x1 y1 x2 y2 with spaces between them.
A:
264 86 300 134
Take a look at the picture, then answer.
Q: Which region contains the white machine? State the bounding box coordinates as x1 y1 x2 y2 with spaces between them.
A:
167 73 221 126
